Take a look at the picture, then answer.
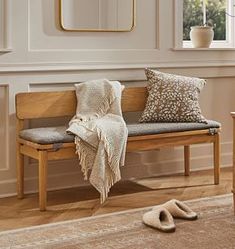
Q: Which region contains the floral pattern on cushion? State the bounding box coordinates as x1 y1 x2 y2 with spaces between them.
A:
139 69 207 123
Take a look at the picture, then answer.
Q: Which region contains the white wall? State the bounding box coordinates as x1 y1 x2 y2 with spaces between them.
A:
0 0 234 197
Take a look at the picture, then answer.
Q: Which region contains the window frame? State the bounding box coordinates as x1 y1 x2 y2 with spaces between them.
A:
174 0 235 49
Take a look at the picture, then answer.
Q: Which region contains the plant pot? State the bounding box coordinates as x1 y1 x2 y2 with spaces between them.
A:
190 26 214 48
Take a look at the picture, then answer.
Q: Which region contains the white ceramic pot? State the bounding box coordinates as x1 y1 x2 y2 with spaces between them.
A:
190 26 214 48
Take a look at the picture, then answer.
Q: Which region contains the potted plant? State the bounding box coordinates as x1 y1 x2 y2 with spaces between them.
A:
190 24 214 48
190 0 214 48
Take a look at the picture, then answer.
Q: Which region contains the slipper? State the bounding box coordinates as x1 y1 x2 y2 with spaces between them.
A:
142 207 176 233
156 199 198 220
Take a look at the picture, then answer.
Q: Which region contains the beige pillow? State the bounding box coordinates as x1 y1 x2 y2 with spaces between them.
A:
139 69 207 123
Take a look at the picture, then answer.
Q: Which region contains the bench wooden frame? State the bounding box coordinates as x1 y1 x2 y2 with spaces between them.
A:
15 87 221 211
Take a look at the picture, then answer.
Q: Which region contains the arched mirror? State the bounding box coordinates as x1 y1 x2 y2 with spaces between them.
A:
59 0 136 32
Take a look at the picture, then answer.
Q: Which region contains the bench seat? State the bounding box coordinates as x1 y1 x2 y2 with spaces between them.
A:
19 120 221 145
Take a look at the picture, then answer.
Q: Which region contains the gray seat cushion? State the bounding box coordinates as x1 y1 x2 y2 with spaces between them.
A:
19 120 221 145
20 126 75 144
127 120 220 136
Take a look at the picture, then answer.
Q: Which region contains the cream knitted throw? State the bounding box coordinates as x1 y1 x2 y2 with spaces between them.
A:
67 79 128 203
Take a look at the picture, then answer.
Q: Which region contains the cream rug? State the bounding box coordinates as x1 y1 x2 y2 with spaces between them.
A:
0 194 235 249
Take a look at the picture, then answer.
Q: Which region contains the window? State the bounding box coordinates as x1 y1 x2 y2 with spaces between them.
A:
175 0 235 48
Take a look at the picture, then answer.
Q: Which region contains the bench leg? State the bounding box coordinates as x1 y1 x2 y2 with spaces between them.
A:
184 145 190 176
16 143 24 199
213 133 220 185
38 150 48 211
233 193 235 216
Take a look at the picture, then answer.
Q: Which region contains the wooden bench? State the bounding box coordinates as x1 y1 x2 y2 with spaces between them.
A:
15 87 221 211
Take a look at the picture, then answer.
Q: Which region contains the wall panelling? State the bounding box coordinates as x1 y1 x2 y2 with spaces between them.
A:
0 0 234 197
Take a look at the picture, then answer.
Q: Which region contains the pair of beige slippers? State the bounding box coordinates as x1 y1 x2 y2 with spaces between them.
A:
143 199 198 232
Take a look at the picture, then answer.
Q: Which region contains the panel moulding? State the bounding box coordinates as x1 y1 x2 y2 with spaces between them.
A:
0 84 9 171
0 0 12 51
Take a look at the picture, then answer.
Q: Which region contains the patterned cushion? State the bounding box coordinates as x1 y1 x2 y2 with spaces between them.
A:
139 69 207 123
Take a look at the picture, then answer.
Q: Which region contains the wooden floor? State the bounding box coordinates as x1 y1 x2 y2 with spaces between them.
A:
0 167 232 232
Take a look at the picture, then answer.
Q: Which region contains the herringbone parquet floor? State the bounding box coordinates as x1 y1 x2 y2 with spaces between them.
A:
0 167 232 232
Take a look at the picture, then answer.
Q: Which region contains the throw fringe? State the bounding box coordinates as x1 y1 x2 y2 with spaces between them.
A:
75 137 92 180
75 125 123 203
95 128 122 203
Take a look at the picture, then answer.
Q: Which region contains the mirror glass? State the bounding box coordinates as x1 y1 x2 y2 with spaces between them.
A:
60 0 135 31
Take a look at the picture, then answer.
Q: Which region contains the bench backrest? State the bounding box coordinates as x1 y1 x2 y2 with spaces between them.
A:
15 87 148 119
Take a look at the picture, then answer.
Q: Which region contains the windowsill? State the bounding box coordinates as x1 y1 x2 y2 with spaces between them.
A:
173 40 235 51
172 47 235 51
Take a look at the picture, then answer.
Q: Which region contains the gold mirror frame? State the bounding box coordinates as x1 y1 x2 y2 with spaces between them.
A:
59 0 136 32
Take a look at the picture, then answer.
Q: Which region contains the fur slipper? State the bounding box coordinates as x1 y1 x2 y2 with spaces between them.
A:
142 207 176 232
156 199 198 220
